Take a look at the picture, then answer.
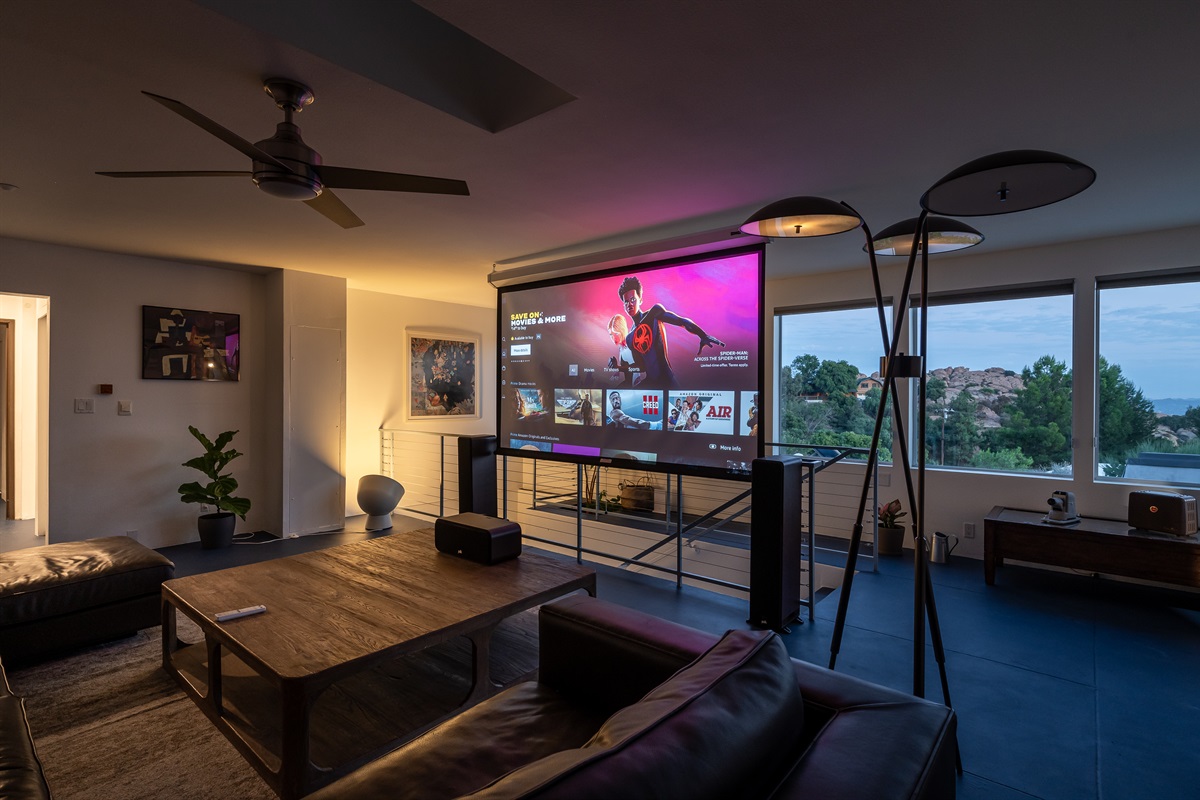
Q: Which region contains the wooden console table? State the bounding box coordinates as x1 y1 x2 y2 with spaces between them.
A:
984 506 1200 588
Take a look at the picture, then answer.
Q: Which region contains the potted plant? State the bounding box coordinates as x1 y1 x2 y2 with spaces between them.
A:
876 498 907 556
178 426 251 549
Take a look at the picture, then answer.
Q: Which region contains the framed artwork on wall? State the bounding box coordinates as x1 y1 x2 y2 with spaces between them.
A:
405 330 480 420
141 305 240 381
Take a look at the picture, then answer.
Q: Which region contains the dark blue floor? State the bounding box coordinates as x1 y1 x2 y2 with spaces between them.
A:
594 551 1200 800
161 519 1200 800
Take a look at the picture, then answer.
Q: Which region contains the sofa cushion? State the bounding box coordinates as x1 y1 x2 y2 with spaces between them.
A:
465 628 804 800
0 537 174 626
305 682 611 800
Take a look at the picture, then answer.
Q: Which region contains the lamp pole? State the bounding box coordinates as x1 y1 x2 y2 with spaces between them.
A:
738 147 1095 703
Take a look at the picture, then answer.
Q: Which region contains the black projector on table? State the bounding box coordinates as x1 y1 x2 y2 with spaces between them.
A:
434 513 522 564
1128 491 1198 537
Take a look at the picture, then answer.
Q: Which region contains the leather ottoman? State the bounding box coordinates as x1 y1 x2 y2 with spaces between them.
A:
0 536 175 663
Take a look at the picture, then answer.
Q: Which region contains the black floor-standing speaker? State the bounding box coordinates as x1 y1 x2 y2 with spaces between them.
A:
750 455 803 632
457 434 498 516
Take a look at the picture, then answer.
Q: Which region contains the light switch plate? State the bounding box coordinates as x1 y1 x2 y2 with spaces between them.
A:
117 400 133 415
74 398 94 414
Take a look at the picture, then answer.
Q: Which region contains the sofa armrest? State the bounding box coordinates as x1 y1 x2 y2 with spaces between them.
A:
769 660 958 800
0 692 52 800
538 595 719 712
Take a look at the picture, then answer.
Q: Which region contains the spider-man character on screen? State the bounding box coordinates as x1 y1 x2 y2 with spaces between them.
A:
617 276 724 388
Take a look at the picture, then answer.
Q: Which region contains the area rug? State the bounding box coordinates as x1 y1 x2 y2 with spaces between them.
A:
7 619 276 800
7 609 541 799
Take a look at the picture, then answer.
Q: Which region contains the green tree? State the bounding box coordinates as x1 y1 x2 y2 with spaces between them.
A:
943 390 982 466
1185 405 1200 433
924 376 949 464
992 356 1072 469
862 385 883 420
785 354 820 395
926 376 947 406
812 359 860 397
1096 356 1158 463
783 398 832 442
807 429 891 463
970 447 1034 471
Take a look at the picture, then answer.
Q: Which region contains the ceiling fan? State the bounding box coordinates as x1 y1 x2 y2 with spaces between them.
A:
97 78 469 228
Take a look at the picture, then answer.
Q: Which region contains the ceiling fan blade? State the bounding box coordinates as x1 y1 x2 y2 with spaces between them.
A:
192 0 574 132
141 91 292 171
305 189 365 229
96 170 250 178
315 165 469 196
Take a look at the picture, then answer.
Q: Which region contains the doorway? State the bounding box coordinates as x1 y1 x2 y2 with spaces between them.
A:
0 293 49 552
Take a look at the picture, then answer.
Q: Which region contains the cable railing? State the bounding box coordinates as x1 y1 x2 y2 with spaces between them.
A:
379 430 880 621
766 441 880 574
380 429 460 519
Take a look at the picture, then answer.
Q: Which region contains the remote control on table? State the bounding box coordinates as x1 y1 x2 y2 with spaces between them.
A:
215 604 267 622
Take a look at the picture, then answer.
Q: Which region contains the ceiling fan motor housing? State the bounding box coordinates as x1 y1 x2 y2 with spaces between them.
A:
252 121 322 200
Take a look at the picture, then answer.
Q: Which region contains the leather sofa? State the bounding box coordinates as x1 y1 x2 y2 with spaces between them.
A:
0 656 51 800
309 594 957 799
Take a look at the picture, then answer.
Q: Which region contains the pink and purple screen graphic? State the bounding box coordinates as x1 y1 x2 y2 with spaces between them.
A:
502 251 759 392
499 248 762 476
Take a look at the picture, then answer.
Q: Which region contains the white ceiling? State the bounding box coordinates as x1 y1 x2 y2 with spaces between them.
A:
3 1 1198 308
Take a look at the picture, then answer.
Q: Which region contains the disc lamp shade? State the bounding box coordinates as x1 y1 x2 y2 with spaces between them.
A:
921 149 1096 216
869 216 984 256
739 196 863 238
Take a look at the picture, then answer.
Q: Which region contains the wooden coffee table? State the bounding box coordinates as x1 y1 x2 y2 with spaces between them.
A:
161 529 595 799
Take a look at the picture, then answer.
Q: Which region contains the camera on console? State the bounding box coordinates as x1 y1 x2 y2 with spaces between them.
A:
1044 490 1079 524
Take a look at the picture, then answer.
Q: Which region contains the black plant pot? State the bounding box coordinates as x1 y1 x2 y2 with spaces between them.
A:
877 526 906 556
197 511 236 549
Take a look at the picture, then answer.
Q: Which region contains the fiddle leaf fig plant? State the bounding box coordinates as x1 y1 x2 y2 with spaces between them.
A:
178 426 251 520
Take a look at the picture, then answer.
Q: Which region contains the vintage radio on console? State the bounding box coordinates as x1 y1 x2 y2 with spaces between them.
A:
1128 491 1197 537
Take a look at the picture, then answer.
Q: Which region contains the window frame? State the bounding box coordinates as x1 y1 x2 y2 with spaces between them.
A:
911 280 1076 477
1093 267 1200 490
774 299 895 462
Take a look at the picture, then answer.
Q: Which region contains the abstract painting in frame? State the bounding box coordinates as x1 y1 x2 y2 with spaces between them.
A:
406 330 480 420
142 305 240 381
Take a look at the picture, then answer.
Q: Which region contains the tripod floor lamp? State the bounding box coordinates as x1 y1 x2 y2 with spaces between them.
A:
741 150 1096 704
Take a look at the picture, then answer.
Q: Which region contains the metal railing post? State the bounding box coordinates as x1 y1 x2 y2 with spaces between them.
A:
675 473 683 589
576 463 584 564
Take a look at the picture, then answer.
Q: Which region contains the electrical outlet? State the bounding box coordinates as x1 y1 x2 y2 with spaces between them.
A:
200 504 210 513
963 522 976 539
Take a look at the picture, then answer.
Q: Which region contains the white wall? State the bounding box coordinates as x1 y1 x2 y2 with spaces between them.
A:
345 288 496 515
1 237 272 547
766 223 1200 560
280 271 347 535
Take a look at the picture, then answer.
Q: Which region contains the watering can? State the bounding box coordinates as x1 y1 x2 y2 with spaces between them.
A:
930 531 959 564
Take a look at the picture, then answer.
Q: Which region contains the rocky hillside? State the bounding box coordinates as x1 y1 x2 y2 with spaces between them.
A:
928 366 1022 429
867 365 1197 443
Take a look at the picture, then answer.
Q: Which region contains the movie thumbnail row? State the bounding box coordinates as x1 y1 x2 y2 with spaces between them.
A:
511 388 759 436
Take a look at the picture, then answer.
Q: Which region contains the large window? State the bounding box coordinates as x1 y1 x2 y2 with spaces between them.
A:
1096 273 1200 487
777 304 892 461
920 287 1073 475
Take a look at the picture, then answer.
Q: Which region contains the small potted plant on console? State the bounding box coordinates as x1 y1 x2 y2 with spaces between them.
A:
877 498 907 556
178 426 251 549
